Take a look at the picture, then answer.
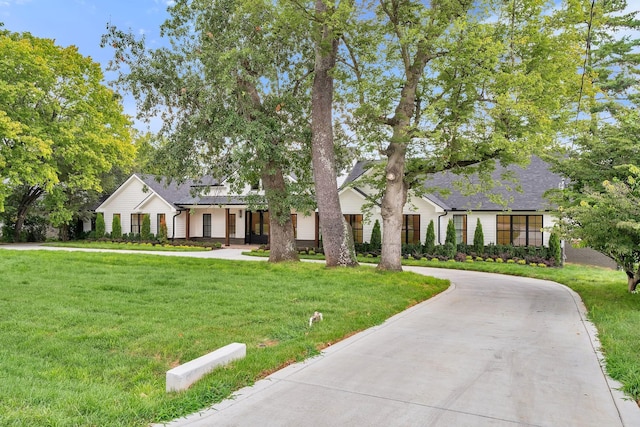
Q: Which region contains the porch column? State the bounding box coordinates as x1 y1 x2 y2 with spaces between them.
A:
225 208 230 246
186 212 190 240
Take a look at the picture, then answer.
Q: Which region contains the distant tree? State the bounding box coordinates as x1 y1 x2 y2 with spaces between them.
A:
112 215 122 239
370 219 382 252
141 214 151 241
95 213 105 239
0 30 134 241
473 219 484 254
424 220 435 255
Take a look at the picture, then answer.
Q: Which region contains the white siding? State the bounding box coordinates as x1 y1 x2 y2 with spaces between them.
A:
97 176 181 238
294 211 316 241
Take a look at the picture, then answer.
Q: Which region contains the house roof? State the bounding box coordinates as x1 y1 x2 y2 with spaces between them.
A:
342 156 563 212
423 156 562 211
135 174 225 208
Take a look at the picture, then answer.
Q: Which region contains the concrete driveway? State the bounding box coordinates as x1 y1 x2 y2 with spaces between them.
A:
2 244 638 426
157 266 640 427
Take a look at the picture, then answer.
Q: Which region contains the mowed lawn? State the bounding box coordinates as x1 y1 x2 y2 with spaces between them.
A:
0 250 448 426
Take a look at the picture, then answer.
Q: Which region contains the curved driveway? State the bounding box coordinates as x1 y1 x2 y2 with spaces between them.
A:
2 245 639 426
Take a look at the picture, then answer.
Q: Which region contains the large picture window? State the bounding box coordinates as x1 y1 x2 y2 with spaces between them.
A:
497 215 543 246
344 214 363 244
402 214 420 244
157 213 166 235
453 215 467 244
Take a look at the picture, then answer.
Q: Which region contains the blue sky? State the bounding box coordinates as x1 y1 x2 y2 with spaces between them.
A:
1 0 174 130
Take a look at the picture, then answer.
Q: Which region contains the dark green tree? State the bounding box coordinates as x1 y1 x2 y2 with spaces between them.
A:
473 219 484 255
141 214 151 241
445 219 457 251
548 230 562 266
95 213 105 238
424 220 435 255
370 219 381 251
112 215 122 239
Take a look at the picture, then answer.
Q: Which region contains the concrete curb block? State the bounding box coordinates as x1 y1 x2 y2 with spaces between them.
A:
166 343 246 392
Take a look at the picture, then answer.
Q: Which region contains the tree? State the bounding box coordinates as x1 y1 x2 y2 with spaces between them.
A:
444 219 457 259
95 213 106 238
473 219 484 254
309 0 358 267
370 219 381 252
547 1 640 289
104 0 316 262
141 214 151 241
424 219 435 255
341 0 582 270
548 230 561 267
0 30 134 241
112 215 122 239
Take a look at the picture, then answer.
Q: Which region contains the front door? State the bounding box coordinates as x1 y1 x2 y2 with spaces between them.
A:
245 210 269 244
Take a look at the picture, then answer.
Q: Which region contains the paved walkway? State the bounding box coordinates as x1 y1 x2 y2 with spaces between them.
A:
2 244 639 426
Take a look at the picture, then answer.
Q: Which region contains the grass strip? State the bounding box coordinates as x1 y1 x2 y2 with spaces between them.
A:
44 241 212 252
0 250 447 426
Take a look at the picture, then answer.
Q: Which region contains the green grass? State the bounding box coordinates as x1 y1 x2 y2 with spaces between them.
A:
44 241 212 251
0 250 448 426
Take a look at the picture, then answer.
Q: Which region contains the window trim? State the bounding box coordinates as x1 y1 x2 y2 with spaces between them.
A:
401 214 421 244
203 213 212 238
453 214 467 245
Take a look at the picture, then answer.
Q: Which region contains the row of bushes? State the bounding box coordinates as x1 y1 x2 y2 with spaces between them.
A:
95 212 168 242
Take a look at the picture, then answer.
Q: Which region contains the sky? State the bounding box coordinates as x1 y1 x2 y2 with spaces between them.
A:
0 0 175 130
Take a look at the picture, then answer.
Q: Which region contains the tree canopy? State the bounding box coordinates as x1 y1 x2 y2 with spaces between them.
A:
104 0 319 261
0 29 134 240
547 0 640 290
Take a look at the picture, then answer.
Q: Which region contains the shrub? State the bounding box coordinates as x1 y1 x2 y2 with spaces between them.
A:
141 214 151 241
549 231 562 266
475 256 484 262
517 259 527 265
370 220 382 251
111 215 122 239
485 258 495 262
424 220 436 254
495 258 504 263
430 257 439 262
473 219 484 254
445 219 457 247
158 217 168 242
95 213 105 238
507 259 515 264
444 242 456 259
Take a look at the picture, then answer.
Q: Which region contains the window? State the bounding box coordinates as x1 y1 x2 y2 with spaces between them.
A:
291 214 297 239
497 215 543 246
131 214 144 234
228 214 236 238
344 214 363 244
453 215 467 244
402 214 420 244
203 214 211 238
157 213 166 234
113 213 120 221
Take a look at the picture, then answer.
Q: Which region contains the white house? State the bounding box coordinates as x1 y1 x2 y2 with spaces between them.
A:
94 156 562 248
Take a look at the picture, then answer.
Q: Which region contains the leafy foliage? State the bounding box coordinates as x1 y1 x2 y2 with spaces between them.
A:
141 214 151 241
548 231 562 266
445 219 457 247
0 29 134 237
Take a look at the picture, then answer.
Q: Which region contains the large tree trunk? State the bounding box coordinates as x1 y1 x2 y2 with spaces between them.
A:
262 163 299 262
311 0 358 267
379 143 408 271
13 186 44 242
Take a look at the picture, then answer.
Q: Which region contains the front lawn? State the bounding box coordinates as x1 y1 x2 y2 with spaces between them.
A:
0 250 447 426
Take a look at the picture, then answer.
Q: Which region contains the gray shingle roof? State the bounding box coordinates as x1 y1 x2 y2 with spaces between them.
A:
135 174 224 208
422 156 562 211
